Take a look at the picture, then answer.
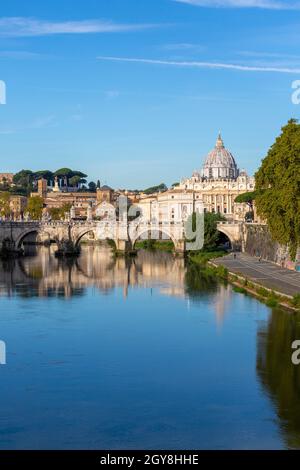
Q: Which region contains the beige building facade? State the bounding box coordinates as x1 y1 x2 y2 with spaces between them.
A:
138 134 255 223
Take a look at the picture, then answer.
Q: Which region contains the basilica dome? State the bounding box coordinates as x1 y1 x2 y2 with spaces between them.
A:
201 134 239 180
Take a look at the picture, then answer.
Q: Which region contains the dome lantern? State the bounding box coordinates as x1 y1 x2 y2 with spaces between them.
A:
216 132 224 149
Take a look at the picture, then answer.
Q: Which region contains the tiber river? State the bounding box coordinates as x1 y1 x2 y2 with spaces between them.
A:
0 244 300 450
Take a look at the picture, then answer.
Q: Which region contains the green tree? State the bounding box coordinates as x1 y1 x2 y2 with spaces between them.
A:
48 204 72 220
34 170 54 184
26 196 44 220
69 175 82 187
235 191 257 212
88 181 97 192
13 170 34 194
54 168 73 178
143 183 167 195
96 180 101 189
48 207 61 220
202 212 226 251
255 119 300 260
0 192 11 218
186 212 225 252
48 203 71 220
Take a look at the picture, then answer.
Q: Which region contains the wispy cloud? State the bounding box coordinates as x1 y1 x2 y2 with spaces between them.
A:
0 17 156 37
0 50 43 59
162 43 205 52
30 115 57 129
97 55 300 74
236 50 300 59
174 0 300 9
0 115 57 135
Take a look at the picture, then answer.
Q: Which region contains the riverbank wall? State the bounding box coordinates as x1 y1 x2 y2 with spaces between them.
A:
243 224 300 271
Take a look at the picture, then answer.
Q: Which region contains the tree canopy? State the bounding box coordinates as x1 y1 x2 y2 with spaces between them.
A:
255 119 300 260
143 183 167 195
26 196 44 220
13 170 34 187
235 191 257 211
48 203 72 220
0 192 11 218
88 181 97 192
202 212 226 251
187 211 226 251
11 168 89 195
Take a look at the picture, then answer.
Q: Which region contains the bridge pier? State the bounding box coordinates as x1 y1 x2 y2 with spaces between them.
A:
0 239 23 258
174 239 186 256
55 239 80 258
115 239 136 256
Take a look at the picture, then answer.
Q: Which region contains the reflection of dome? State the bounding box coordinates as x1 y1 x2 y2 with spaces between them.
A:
201 133 239 180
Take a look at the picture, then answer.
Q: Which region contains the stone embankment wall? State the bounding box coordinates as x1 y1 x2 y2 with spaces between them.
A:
244 224 300 271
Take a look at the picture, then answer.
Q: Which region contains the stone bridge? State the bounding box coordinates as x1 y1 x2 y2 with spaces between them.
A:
0 220 187 254
0 219 245 255
216 221 245 251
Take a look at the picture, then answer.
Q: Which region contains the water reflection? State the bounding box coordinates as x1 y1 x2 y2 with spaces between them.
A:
0 245 218 301
1 245 300 449
257 308 300 449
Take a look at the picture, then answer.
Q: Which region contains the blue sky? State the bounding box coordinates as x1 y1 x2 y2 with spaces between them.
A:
0 0 300 188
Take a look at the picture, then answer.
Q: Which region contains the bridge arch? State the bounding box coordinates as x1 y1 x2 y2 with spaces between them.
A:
216 223 242 251
15 229 39 248
131 227 177 249
15 229 54 248
74 229 97 246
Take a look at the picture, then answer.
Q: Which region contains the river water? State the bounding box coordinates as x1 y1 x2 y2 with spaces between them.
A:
0 244 300 450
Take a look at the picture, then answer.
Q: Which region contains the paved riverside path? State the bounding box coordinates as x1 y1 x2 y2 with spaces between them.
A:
213 253 300 297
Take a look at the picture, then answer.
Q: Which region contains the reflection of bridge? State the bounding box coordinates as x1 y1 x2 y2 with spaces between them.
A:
0 219 244 254
0 245 187 298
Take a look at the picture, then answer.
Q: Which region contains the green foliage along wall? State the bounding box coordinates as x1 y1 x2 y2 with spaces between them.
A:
255 119 300 260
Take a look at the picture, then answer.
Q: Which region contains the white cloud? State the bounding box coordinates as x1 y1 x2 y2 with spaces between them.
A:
162 43 205 52
0 17 155 37
97 55 300 74
174 0 300 9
